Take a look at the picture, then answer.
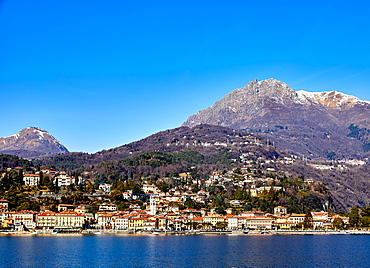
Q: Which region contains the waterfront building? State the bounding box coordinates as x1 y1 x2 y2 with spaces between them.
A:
37 211 57 228
97 213 117 229
203 214 226 227
37 211 84 228
289 214 306 224
115 215 130 230
240 211 266 217
13 210 37 230
55 212 84 228
0 212 11 226
245 216 273 229
331 214 349 225
149 195 157 215
227 216 239 229
154 216 168 230
128 217 147 230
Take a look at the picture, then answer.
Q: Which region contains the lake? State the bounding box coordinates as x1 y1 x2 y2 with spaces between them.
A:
0 234 369 267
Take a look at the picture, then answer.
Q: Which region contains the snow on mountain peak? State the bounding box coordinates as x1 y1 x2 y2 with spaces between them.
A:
297 90 370 109
0 127 69 159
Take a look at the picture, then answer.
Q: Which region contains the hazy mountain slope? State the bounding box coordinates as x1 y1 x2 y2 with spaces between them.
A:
38 124 282 168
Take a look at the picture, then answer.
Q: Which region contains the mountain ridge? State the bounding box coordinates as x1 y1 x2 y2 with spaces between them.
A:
34 123 370 211
183 79 370 159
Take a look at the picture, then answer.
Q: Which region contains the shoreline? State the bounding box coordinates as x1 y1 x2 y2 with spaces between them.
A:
2 229 370 236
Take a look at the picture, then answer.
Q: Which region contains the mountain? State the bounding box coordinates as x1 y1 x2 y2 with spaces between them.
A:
0 127 69 159
183 78 370 159
38 124 282 168
37 124 370 211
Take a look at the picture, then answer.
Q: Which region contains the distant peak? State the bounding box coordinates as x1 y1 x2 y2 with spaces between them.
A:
235 78 297 103
0 127 69 159
297 90 370 109
25 126 46 131
246 78 284 86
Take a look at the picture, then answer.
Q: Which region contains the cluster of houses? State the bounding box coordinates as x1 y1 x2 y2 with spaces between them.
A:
0 163 349 233
22 169 84 187
0 195 349 232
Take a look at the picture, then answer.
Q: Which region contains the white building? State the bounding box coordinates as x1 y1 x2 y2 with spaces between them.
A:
274 206 288 215
228 217 239 229
23 174 40 186
99 203 117 212
98 183 112 193
54 172 75 187
142 184 158 193
115 216 129 230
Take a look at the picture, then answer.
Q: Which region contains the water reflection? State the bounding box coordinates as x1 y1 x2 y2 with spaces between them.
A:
1 235 370 267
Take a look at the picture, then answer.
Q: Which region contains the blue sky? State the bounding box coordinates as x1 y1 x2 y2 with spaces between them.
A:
1 0 370 153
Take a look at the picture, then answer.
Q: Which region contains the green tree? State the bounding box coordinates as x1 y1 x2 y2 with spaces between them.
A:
349 206 360 228
215 221 227 229
111 189 123 202
303 211 313 229
232 188 247 201
361 216 370 227
39 171 44 187
157 182 169 193
332 218 345 229
184 198 198 209
215 206 226 215
361 204 370 217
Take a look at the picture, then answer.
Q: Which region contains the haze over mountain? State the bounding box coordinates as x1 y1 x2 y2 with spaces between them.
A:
0 127 69 159
183 78 370 159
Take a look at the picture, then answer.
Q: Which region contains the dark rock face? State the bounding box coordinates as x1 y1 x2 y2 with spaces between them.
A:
0 127 69 159
183 79 370 159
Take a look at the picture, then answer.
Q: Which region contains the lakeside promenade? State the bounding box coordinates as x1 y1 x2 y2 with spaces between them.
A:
2 229 370 236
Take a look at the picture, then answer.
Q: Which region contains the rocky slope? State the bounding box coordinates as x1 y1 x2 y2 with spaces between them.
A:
0 127 69 159
183 79 370 159
36 124 370 211
38 124 282 168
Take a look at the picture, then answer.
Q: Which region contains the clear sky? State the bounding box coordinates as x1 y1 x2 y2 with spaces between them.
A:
1 0 370 153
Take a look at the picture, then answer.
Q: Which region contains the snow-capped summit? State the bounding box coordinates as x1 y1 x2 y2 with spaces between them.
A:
0 127 69 159
297 90 370 109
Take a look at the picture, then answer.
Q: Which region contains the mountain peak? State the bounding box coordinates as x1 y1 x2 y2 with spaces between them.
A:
297 90 370 110
183 78 370 159
183 78 300 129
0 127 68 159
233 78 299 104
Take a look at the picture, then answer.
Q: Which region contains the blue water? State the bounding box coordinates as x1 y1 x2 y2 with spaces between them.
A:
0 234 369 267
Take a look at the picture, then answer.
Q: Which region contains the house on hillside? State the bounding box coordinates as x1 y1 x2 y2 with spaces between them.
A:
142 184 158 193
0 199 9 211
58 204 74 212
274 206 288 216
23 174 40 186
99 203 117 212
98 183 112 193
54 172 75 187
